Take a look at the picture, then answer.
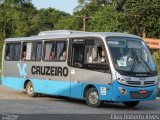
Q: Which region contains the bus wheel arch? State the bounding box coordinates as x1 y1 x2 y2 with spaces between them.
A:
83 85 96 98
84 85 103 107
24 80 31 89
24 80 38 97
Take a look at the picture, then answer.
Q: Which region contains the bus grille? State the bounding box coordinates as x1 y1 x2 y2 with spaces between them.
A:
130 91 153 99
126 81 141 85
126 81 155 86
144 81 155 85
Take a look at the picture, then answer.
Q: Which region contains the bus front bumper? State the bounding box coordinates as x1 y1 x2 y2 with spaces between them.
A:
111 80 158 102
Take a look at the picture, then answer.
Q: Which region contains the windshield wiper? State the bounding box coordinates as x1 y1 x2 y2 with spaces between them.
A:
137 55 152 73
129 49 151 73
129 49 138 72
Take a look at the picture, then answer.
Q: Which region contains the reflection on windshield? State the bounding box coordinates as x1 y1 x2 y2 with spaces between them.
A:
107 38 156 73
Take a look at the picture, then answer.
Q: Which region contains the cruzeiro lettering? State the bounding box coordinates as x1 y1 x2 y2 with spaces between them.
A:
31 66 69 77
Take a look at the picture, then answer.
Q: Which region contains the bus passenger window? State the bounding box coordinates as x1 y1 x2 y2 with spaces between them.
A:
5 43 21 61
60 51 67 60
22 43 32 60
56 41 67 61
72 44 84 68
86 44 106 63
44 41 67 61
14 43 21 61
5 43 14 60
44 42 56 61
31 42 42 61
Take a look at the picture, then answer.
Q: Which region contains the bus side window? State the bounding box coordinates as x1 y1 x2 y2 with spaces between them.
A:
44 40 67 61
31 42 42 61
44 41 55 61
84 39 110 73
5 43 21 61
5 43 14 61
85 41 107 64
71 44 84 68
22 42 32 61
56 41 67 61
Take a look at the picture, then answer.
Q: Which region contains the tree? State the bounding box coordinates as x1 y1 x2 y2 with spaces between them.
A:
0 0 36 39
87 4 122 32
34 8 70 32
55 16 82 30
121 0 160 38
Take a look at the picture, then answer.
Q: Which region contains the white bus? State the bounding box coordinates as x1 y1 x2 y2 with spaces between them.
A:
1 30 159 107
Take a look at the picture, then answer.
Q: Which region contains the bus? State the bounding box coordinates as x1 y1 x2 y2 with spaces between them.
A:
1 30 159 107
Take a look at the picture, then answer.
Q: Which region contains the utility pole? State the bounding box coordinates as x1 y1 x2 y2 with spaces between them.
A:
76 15 92 31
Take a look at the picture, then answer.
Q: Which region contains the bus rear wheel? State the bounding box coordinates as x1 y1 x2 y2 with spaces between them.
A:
26 82 38 97
86 88 103 107
123 101 139 107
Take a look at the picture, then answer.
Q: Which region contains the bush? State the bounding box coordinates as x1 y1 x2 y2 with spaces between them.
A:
158 88 160 97
152 50 160 78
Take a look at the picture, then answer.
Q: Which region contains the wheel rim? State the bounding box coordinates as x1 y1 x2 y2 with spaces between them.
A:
27 84 34 95
88 91 99 105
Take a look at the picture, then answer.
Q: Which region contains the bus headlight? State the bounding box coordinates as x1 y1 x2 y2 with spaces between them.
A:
115 72 127 85
117 78 126 84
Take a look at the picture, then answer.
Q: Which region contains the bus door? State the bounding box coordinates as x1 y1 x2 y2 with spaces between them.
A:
70 39 85 98
82 38 112 100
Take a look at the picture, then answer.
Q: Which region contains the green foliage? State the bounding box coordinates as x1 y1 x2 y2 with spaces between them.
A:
0 42 3 69
121 0 160 38
35 8 70 32
0 0 37 38
158 89 160 97
87 5 122 32
152 50 160 78
0 0 70 40
55 16 82 30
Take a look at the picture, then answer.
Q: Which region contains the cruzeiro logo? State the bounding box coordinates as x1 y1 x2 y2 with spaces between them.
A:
17 63 27 76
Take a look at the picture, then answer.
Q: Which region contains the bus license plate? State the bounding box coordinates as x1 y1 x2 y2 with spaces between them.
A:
139 90 147 94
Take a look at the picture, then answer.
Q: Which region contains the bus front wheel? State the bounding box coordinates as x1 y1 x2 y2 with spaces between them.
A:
86 88 103 107
26 82 38 97
123 101 139 107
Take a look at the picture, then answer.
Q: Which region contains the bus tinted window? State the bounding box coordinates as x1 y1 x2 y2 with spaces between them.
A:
85 40 107 63
44 41 56 61
31 42 42 61
72 44 84 68
56 41 67 61
44 41 67 61
5 43 21 61
22 42 42 61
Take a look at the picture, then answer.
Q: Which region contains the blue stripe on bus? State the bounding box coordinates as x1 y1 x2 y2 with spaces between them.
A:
1 77 158 102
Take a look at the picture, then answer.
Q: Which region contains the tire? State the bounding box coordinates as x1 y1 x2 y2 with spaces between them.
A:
86 88 103 107
123 101 139 107
26 82 38 97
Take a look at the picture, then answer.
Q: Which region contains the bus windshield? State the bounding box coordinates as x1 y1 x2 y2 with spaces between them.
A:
107 37 156 73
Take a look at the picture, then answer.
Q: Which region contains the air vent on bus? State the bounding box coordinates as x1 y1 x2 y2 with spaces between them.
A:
126 81 141 85
144 81 155 85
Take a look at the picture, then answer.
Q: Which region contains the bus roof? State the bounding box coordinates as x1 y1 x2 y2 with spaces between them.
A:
5 30 141 42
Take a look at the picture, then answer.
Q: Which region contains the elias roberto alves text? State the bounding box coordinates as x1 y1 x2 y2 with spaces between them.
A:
111 114 159 120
